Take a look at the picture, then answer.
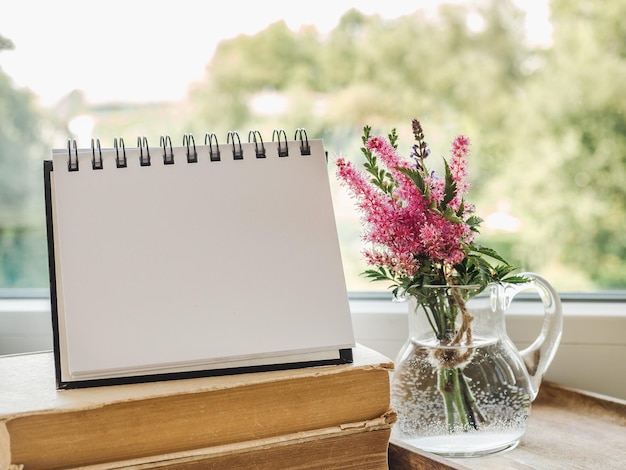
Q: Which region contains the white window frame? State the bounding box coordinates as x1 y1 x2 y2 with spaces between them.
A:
1 291 625 400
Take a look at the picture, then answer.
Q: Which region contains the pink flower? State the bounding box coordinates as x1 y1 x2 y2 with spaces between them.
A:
427 175 445 204
337 153 431 277
364 249 419 277
365 136 428 210
448 135 471 211
451 135 470 159
366 136 410 172
335 124 479 283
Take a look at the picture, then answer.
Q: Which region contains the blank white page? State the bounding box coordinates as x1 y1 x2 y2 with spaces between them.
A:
49 138 354 381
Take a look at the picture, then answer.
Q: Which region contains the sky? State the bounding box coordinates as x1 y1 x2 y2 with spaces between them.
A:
0 0 550 106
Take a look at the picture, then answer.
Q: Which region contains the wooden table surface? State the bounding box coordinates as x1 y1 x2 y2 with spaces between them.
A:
388 381 626 470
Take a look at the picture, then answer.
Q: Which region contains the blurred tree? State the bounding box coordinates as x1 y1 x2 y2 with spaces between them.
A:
0 35 49 286
190 21 320 135
188 0 626 290
0 37 41 223
518 0 626 287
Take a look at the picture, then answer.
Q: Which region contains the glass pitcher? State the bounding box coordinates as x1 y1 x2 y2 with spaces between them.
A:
390 272 563 457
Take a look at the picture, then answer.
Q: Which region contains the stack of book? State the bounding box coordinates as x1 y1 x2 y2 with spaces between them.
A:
0 344 395 469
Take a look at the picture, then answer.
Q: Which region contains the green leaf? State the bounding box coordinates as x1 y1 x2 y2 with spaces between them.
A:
441 158 457 208
500 273 531 284
466 215 483 229
456 200 465 217
363 267 395 283
396 166 426 194
443 206 463 223
474 246 509 265
389 128 399 148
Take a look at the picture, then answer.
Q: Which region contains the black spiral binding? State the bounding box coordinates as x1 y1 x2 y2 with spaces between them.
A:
91 138 103 170
138 137 151 166
183 134 198 163
114 138 127 168
160 135 174 165
294 128 311 156
272 129 289 157
248 130 266 159
227 131 244 160
63 129 311 171
205 133 221 162
67 139 79 172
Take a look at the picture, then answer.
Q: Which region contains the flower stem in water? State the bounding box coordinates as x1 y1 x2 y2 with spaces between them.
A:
438 367 481 432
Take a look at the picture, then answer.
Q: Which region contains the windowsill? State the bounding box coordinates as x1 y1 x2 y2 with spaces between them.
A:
350 292 626 400
1 292 625 400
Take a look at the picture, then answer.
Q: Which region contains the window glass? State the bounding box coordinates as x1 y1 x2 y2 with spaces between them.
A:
1 0 624 293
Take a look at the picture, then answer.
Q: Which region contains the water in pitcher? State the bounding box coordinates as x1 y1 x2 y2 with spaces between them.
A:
391 337 532 457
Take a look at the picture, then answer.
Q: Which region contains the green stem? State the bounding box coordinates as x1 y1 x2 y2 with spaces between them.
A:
438 368 457 432
438 367 481 432
451 369 471 430
458 372 486 427
424 304 441 339
434 290 449 340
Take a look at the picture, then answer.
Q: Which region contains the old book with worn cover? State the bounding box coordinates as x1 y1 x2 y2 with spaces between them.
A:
70 417 396 470
0 344 394 469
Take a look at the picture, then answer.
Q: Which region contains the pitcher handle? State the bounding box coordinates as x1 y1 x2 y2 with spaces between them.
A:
506 272 563 400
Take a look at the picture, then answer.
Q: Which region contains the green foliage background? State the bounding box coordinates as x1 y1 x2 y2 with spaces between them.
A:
1 0 625 291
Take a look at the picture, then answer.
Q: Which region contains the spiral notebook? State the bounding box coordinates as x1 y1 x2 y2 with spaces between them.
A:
44 130 355 389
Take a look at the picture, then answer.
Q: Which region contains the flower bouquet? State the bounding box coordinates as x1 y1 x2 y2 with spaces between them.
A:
336 119 540 454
